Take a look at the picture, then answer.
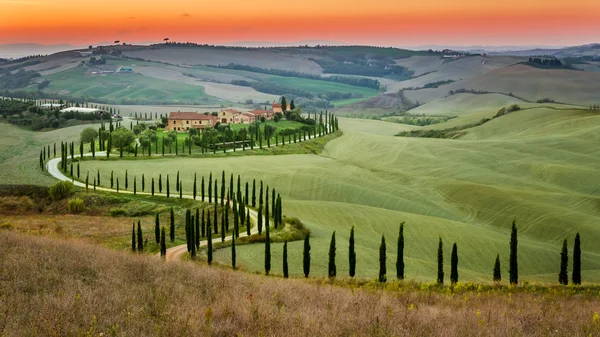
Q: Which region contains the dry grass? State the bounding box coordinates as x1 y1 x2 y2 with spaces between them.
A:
2 231 600 336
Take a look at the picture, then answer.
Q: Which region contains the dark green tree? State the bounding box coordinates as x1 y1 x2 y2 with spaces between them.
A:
208 173 212 202
166 174 170 198
176 171 179 192
303 234 311 278
396 222 405 280
257 204 263 234
283 241 289 278
231 231 236 269
207 221 213 265
509 220 518 285
259 181 263 206
264 222 271 275
193 173 197 199
159 174 162 193
151 178 155 196
245 209 250 236
379 235 387 282
160 227 167 257
201 176 205 201
155 213 160 244
573 232 581 285
493 253 501 282
245 181 249 207
169 207 175 242
450 243 458 284
252 179 256 207
131 222 136 251
125 170 128 190
328 231 336 278
437 237 444 284
137 220 143 252
559 239 568 285
349 226 356 278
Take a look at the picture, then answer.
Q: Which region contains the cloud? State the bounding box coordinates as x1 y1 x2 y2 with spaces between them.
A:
181 13 191 17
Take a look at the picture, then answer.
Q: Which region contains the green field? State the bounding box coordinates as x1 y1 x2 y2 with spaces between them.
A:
265 76 379 97
43 65 222 105
75 108 600 282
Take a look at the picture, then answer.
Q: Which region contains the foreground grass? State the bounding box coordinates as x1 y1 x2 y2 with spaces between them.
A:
2 231 600 336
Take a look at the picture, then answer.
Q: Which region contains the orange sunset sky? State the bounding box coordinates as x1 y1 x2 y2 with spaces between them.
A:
1 0 599 46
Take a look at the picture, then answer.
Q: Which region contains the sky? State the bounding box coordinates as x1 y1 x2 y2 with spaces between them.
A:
0 0 599 47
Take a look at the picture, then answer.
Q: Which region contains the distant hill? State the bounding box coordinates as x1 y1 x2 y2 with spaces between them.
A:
0 43 87 59
491 43 600 58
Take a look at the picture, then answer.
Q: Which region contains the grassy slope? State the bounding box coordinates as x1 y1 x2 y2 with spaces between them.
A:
77 110 600 282
43 64 222 104
5 231 600 336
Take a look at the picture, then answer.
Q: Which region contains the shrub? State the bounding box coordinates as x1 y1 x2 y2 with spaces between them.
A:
49 181 73 201
109 208 127 217
80 127 99 143
67 198 85 214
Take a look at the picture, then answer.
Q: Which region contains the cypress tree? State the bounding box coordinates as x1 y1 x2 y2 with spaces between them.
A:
169 207 175 242
70 163 73 177
231 231 236 269
190 214 196 259
116 178 119 192
213 202 218 234
233 197 239 238
259 181 263 206
201 176 205 201
97 170 100 186
166 175 170 198
193 173 197 199
379 235 387 282
229 173 234 201
450 243 458 284
201 209 206 238
493 253 501 282
559 239 568 285
509 220 518 285
265 222 271 275
137 220 143 252
131 222 136 251
151 178 155 195
303 234 311 278
245 181 249 207
573 232 581 285
328 231 336 278
437 237 444 284
245 209 250 236
125 170 128 190
85 171 89 190
265 202 270 230
214 180 218 206
207 221 213 265
155 213 160 244
271 189 275 220
160 227 167 257
283 241 289 278
349 226 356 278
252 179 256 207
221 210 225 242
257 204 263 234
179 181 182 199
176 171 179 191
159 174 162 193
133 176 136 195
396 222 405 280
195 208 200 248
77 163 80 179
221 171 225 207
208 173 212 202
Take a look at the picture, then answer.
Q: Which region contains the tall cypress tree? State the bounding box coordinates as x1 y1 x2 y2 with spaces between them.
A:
328 231 336 278
493 253 501 282
208 173 212 203
559 239 568 285
509 220 518 285
396 222 405 280
271 188 275 219
207 222 213 265
213 202 218 234
125 170 128 190
151 178 155 196
245 181 249 207
141 174 144 191
259 181 263 206
379 235 387 282
133 176 137 195
160 227 167 257
252 179 256 207
349 226 356 278
158 174 162 193
265 202 270 230
155 213 160 244
231 231 236 269
245 209 250 236
229 173 234 201
179 181 182 199
193 173 197 199
169 207 175 242
257 204 263 234
176 171 179 191
265 223 271 275
201 176 205 201
450 243 458 284
573 232 581 285
220 210 225 242
201 209 206 238
166 175 170 198
283 241 289 278
195 208 200 248
303 234 311 278
221 171 225 208
137 220 143 252
437 237 444 284
131 222 136 251
233 197 239 238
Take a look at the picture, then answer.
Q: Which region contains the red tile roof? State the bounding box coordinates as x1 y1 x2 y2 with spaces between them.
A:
169 112 215 120
222 109 242 114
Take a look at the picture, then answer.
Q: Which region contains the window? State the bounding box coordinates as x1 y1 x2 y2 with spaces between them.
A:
173 120 176 124
186 120 189 124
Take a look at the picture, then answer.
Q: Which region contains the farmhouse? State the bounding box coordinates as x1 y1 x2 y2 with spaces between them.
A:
271 101 291 114
248 109 274 120
167 111 217 131
40 103 64 110
218 109 242 124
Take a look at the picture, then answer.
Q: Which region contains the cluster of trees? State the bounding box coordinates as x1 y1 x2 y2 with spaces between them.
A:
423 80 455 89
87 57 106 65
589 105 600 110
213 63 381 89
308 53 413 79
390 113 454 127
0 68 42 90
527 57 577 69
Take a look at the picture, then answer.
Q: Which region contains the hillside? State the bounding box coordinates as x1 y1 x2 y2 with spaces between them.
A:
2 231 600 336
